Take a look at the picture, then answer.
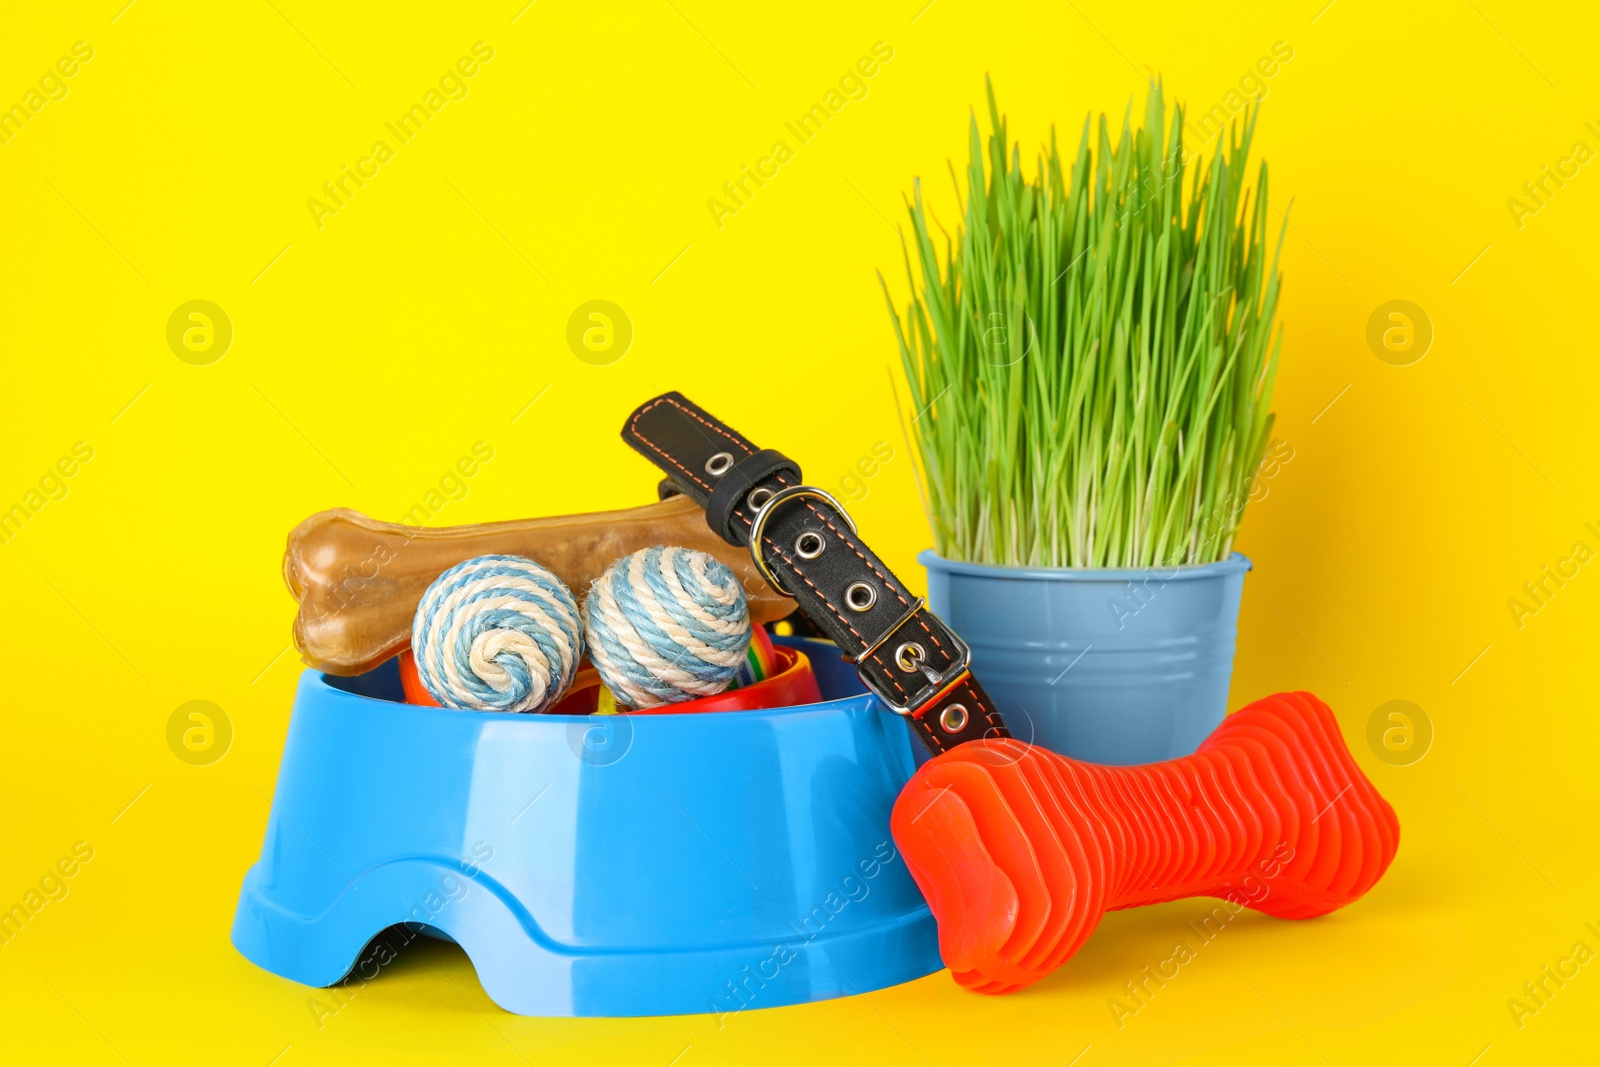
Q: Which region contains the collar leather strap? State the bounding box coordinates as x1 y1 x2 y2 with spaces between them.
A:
620 392 1010 755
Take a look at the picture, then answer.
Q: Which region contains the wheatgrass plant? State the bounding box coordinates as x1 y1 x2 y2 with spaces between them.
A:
886 80 1284 569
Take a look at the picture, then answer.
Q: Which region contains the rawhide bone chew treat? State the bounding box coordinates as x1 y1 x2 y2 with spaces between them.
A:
285 494 794 676
891 691 1400 994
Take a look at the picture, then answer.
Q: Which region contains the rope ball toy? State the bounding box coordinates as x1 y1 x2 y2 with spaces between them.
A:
583 546 751 709
412 554 583 713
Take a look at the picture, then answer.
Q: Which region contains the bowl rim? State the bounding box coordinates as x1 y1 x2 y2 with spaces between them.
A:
314 661 872 726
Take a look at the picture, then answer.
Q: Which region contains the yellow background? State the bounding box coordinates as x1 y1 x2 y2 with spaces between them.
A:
2 0 1597 1063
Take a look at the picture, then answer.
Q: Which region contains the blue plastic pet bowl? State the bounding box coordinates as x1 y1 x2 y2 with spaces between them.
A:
231 637 941 1017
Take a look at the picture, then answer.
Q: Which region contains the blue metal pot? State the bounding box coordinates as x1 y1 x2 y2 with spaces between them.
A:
921 551 1251 765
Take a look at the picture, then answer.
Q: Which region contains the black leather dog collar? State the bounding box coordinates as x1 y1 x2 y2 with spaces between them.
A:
621 392 1010 756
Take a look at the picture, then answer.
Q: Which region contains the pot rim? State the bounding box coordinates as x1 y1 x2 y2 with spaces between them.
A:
918 549 1252 583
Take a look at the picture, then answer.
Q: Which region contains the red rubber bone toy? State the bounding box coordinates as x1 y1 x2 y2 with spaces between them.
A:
891 691 1400 994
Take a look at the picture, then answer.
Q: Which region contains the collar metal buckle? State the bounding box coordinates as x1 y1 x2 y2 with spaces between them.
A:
858 613 972 718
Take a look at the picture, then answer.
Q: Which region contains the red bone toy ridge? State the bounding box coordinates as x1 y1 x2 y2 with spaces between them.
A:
890 691 1400 994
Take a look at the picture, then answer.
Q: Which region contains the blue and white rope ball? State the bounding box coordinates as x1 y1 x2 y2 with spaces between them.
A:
583 546 752 708
412 554 583 713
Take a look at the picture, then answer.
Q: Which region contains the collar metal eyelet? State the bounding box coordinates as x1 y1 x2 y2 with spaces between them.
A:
939 703 970 734
894 641 926 673
844 581 876 612
795 531 825 559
